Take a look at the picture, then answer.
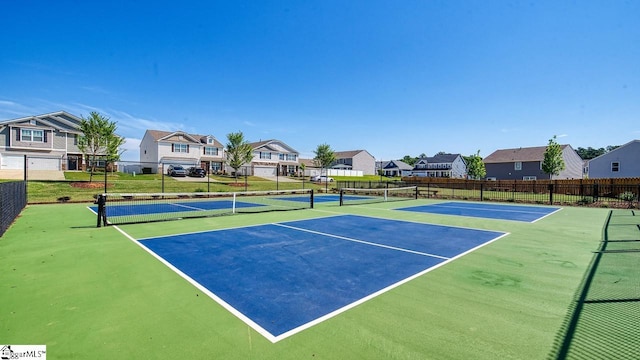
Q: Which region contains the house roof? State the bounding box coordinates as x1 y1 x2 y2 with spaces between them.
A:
143 130 223 147
298 158 318 167
383 160 413 170
420 153 462 163
0 111 83 134
249 139 298 154
484 145 570 163
334 149 372 159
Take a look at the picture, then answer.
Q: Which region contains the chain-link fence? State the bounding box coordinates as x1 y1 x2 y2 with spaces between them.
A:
0 181 27 237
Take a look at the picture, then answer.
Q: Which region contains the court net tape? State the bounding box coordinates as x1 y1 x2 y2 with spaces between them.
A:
339 186 418 206
101 189 314 225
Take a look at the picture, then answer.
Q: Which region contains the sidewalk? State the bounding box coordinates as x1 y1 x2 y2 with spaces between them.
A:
0 170 66 180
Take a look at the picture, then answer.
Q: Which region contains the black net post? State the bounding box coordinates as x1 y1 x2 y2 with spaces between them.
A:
95 194 107 227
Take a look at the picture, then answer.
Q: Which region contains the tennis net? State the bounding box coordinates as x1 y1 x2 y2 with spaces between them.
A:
98 189 314 225
339 186 418 206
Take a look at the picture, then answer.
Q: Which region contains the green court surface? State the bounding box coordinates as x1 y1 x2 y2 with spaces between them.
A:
1 199 613 359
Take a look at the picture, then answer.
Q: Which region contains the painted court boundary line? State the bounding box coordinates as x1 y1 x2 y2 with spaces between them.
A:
112 225 279 343
112 220 510 344
400 202 563 223
274 222 450 260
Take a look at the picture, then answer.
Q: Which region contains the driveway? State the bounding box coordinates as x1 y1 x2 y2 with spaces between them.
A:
0 170 66 180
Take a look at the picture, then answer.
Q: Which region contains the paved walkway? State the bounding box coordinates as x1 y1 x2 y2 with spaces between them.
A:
0 170 65 180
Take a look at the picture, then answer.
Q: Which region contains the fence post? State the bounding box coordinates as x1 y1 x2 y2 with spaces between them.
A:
480 182 484 201
548 183 554 205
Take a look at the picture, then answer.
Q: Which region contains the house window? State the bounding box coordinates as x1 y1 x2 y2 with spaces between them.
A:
204 147 218 156
260 152 271 159
286 154 297 161
207 137 213 144
611 162 619 172
514 162 522 171
279 153 285 160
172 143 189 153
21 129 44 142
523 176 537 180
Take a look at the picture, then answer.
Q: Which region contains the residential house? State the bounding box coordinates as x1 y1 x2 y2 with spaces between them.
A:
411 153 467 178
331 150 376 175
299 158 322 177
244 139 300 177
484 145 583 180
381 160 413 177
0 111 85 171
139 130 225 174
587 140 640 178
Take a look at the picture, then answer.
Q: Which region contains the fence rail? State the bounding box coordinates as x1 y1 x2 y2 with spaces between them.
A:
0 181 27 237
337 179 640 208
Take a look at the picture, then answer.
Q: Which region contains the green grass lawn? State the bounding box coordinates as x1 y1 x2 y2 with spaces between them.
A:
0 198 612 359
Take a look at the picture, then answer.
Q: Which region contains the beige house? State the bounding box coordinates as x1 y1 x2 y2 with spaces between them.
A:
139 130 225 174
332 149 376 175
241 139 300 177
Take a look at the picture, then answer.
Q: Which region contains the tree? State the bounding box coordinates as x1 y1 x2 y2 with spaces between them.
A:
542 135 566 179
225 131 254 182
400 155 418 166
465 150 486 180
299 162 306 177
313 143 336 175
78 112 124 182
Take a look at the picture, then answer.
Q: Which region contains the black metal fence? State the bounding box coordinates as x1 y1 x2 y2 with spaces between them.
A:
0 181 27 237
336 180 640 208
550 210 640 359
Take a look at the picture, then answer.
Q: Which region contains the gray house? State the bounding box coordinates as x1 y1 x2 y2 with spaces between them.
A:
484 145 583 180
0 111 85 171
411 153 467 178
587 140 640 179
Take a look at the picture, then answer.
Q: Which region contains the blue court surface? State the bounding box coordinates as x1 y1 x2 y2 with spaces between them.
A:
397 201 561 222
135 214 506 342
90 200 264 217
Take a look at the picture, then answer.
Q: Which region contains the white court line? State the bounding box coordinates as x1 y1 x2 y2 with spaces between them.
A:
428 203 558 215
111 216 510 344
112 225 280 343
273 223 450 260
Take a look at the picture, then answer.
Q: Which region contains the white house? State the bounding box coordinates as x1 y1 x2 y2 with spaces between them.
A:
411 153 467 178
139 130 225 174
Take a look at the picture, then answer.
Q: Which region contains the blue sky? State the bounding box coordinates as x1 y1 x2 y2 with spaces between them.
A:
1 1 638 161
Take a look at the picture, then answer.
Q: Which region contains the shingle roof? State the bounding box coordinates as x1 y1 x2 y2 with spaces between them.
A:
144 130 223 147
334 150 370 159
424 153 461 163
0 111 82 133
484 145 569 163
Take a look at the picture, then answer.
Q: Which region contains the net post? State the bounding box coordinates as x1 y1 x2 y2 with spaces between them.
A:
310 189 314 209
339 189 344 206
384 189 388 202
232 192 237 213
414 185 418 199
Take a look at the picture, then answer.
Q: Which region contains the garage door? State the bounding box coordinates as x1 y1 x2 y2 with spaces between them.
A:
1 155 24 170
29 157 61 170
253 166 276 177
